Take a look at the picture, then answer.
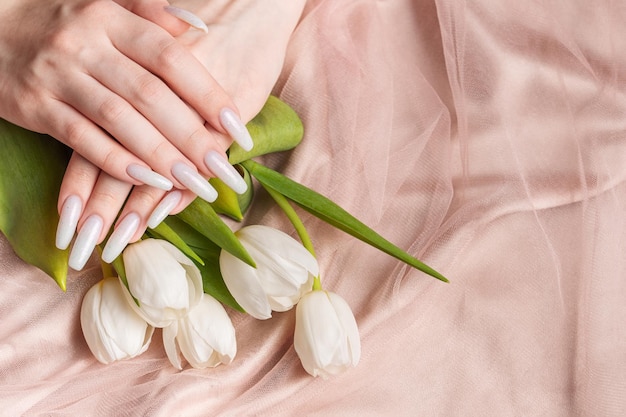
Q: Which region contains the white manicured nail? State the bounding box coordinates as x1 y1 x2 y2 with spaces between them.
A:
171 162 217 203
164 5 209 33
69 215 103 271
101 213 141 263
204 151 247 194
127 164 173 191
56 195 82 250
148 191 182 229
220 108 253 151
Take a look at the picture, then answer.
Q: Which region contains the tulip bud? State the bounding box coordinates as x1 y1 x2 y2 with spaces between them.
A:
219 225 319 320
163 294 237 369
122 239 204 327
294 290 360 378
81 277 154 364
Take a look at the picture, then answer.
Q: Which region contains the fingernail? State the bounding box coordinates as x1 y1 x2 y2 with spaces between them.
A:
101 213 141 263
56 195 82 250
148 191 182 229
220 108 254 151
69 215 103 271
127 164 173 191
171 162 217 203
164 5 209 33
204 151 247 194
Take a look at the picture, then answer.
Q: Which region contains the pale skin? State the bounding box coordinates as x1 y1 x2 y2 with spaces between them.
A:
52 0 307 268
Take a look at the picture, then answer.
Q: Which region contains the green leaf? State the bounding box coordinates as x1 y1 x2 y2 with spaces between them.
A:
146 221 204 265
0 120 71 290
236 165 254 216
175 198 256 267
241 159 448 283
228 96 304 165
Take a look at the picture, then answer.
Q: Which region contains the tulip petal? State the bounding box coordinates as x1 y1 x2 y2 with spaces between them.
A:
81 278 153 364
219 250 272 320
99 278 153 359
163 321 183 370
328 292 361 366
238 225 319 278
178 295 236 368
124 240 190 311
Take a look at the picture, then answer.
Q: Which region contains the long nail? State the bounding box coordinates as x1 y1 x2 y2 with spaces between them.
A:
148 191 182 229
69 215 103 271
204 151 247 194
171 162 217 203
101 213 141 263
127 164 173 191
220 108 253 151
164 5 209 33
56 195 82 250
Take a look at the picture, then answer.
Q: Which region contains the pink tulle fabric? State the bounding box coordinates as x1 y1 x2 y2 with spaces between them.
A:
2 0 626 415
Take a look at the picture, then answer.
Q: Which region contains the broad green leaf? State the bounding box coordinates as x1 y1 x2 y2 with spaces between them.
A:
229 96 304 165
147 221 204 265
175 198 256 267
241 159 448 283
0 120 71 290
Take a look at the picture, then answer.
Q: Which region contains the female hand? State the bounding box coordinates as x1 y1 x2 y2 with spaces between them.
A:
57 0 307 270
0 0 253 197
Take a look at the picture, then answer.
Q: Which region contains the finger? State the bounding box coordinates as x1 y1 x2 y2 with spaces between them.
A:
109 11 254 151
68 173 133 271
59 73 228 203
102 187 197 263
56 152 99 250
117 0 192 36
42 98 173 191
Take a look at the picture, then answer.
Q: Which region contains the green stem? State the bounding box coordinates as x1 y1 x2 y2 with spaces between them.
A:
312 276 323 291
262 184 323 291
262 183 316 258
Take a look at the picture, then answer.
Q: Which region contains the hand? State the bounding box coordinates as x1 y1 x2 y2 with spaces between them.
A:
0 0 252 196
56 0 306 270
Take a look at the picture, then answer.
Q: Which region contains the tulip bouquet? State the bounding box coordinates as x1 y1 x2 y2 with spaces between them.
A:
0 96 447 377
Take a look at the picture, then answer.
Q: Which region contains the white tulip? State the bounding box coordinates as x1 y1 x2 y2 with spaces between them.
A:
122 239 203 327
294 290 360 378
80 277 154 364
163 294 237 369
219 225 319 320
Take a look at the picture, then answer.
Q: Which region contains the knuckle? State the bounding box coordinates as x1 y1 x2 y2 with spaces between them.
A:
129 187 161 209
97 96 127 125
155 39 185 70
148 140 171 162
64 120 89 149
99 149 120 176
133 72 165 104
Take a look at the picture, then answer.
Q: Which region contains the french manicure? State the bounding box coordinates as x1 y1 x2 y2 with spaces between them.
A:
171 162 218 203
56 195 82 250
101 213 141 263
204 151 247 194
148 191 182 229
69 214 103 271
164 5 209 33
127 164 173 191
220 108 254 151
